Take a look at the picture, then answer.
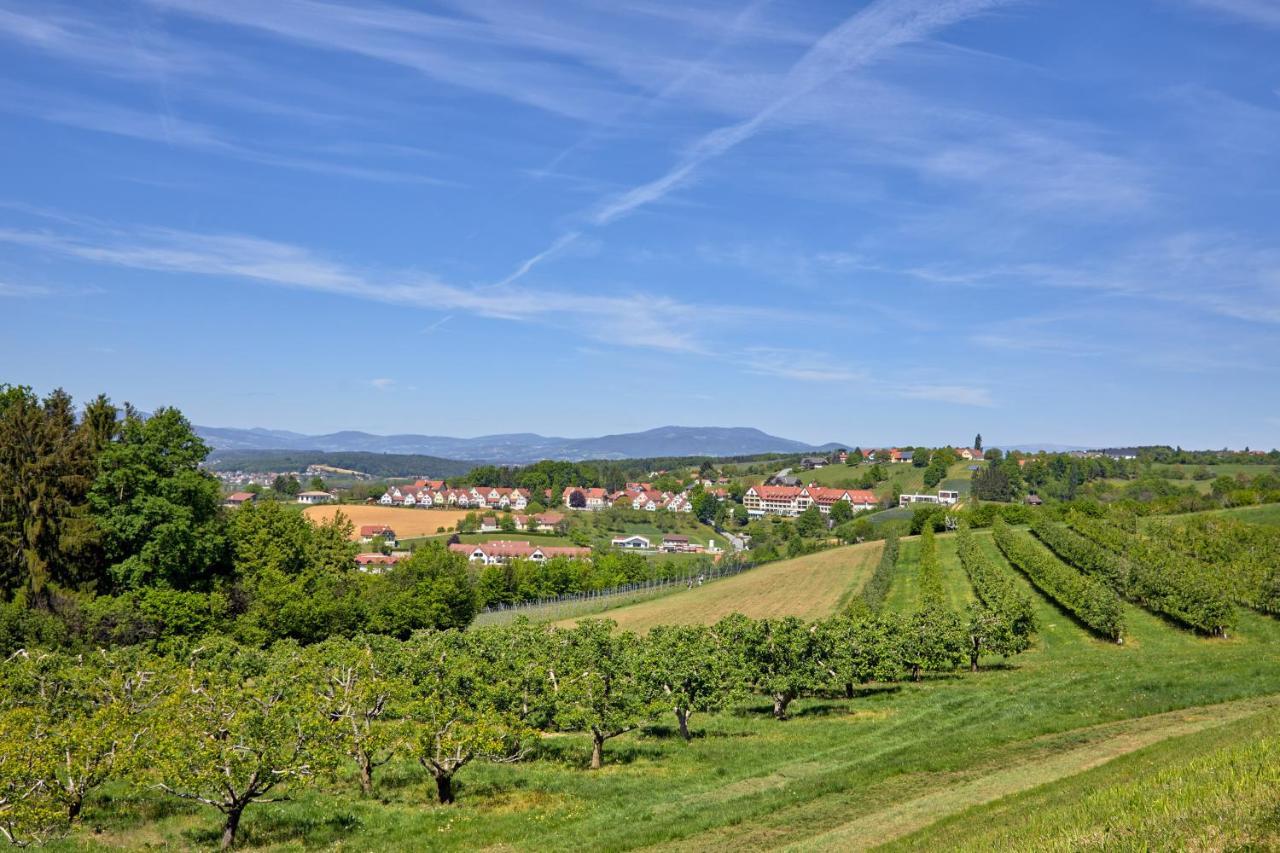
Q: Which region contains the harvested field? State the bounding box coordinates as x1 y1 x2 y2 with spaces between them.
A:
302 504 472 539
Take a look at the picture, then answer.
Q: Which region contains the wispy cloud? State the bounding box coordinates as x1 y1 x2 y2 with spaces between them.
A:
0 217 741 353
0 280 50 297
421 315 453 334
0 84 453 185
1181 0 1280 27
368 378 396 390
591 0 1013 225
899 384 995 406
743 347 868 383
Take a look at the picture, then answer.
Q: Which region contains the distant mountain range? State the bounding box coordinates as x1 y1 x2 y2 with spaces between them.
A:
196 424 847 464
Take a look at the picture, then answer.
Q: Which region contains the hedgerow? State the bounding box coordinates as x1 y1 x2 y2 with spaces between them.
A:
956 525 1036 637
993 518 1125 642
1148 516 1280 616
859 530 899 612
1065 514 1235 636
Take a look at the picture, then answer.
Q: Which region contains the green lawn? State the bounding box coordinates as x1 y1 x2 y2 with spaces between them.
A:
1145 463 1277 493
1205 501 1280 527
52 524 1280 850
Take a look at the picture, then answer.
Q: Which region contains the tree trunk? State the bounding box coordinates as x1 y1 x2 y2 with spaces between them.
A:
358 754 374 797
911 664 922 682
772 691 792 720
675 708 691 743
590 731 606 769
434 772 455 805
67 792 83 821
970 651 980 673
844 682 854 699
221 804 244 850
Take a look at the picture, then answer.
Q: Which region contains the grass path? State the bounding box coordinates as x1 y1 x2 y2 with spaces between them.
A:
883 538 922 613
560 541 883 632
791 694 1280 851
936 534 975 610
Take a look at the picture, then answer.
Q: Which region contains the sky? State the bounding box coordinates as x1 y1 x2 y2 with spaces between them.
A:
1 0 1278 450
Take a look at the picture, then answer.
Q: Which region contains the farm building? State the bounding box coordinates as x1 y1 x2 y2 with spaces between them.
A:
223 491 256 508
358 525 397 546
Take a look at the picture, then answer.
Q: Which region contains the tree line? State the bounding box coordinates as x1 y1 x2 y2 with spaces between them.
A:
0 602 1034 848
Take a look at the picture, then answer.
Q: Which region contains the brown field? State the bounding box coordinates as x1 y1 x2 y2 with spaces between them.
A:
302 505 473 539
560 540 883 633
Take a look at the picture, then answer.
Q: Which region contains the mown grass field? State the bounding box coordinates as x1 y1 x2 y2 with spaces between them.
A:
557 541 883 632
52 520 1280 850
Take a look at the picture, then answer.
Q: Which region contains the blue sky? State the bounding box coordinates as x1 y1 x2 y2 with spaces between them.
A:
1 0 1278 449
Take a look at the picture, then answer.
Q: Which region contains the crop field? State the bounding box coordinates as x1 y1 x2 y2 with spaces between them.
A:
46 515 1280 850
558 541 883 632
301 504 472 539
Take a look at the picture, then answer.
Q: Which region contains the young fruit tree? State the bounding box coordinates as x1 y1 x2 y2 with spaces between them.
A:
719 615 822 720
815 613 904 696
402 632 529 804
0 707 66 847
548 620 658 768
963 603 1029 672
0 648 167 824
151 643 339 850
640 624 738 742
309 636 407 797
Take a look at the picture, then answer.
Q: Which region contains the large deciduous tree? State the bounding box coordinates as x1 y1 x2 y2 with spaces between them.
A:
89 407 227 590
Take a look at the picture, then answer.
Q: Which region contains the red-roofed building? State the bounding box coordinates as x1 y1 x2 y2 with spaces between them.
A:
355 553 401 572
223 491 256 508
358 525 397 546
448 540 592 564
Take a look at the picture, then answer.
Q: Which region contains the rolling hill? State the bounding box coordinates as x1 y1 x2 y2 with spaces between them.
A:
196 424 848 463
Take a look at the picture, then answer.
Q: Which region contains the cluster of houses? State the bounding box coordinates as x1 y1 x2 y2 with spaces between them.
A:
562 482 706 514
742 485 880 518
378 479 708 515
380 481 534 510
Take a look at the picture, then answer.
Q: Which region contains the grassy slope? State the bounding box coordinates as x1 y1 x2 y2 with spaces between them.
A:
1205 501 1280 526
887 701 1280 851
57 527 1280 851
556 542 884 633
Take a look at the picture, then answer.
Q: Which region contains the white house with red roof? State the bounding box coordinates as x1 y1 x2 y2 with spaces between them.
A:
358 525 397 546
562 487 610 511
